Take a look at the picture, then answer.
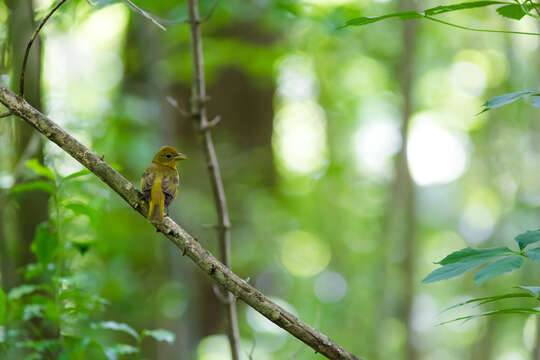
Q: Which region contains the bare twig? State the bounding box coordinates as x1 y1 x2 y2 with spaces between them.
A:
0 85 362 360
166 96 190 117
159 0 220 25
199 115 221 131
185 0 240 358
212 284 232 304
247 336 256 360
20 0 68 97
120 0 166 31
198 0 220 24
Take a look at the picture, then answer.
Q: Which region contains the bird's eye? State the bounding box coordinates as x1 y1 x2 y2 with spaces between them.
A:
166 154 172 159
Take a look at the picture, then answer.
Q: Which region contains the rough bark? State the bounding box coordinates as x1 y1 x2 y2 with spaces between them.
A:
0 85 362 360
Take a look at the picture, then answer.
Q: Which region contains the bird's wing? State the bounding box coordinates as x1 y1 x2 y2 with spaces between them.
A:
161 170 179 208
141 163 157 199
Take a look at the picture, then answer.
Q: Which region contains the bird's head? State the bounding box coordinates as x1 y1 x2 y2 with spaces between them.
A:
152 146 188 168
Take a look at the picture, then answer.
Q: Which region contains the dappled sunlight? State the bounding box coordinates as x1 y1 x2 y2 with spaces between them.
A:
246 297 296 335
273 101 328 175
354 114 401 180
197 334 271 360
496 351 528 360
451 61 486 98
340 57 390 97
459 189 500 245
408 114 470 186
43 4 127 121
273 53 328 176
523 315 537 351
411 294 438 332
280 230 331 277
277 54 318 101
3 0 539 358
314 271 348 303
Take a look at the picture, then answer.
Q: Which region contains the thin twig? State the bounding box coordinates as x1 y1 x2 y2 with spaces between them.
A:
0 85 362 360
423 14 540 36
185 0 240 359
212 284 232 304
159 0 220 25
199 115 221 132
199 0 220 23
120 0 166 31
166 96 190 117
20 0 68 97
247 336 256 360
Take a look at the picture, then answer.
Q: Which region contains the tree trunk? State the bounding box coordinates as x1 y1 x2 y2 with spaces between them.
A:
2 0 48 290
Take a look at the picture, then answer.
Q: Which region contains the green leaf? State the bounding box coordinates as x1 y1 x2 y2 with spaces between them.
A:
439 307 540 326
496 4 526 19
62 169 91 182
422 260 487 283
515 229 540 250
474 255 524 284
496 3 539 20
10 180 56 195
15 339 60 352
425 1 506 16
63 202 98 226
26 159 55 181
8 284 44 301
518 286 540 298
480 90 538 113
91 321 140 340
442 292 534 313
0 287 6 325
436 246 512 265
341 11 422 28
30 222 58 264
341 1 506 28
23 304 45 321
525 247 540 262
142 329 175 344
104 344 139 360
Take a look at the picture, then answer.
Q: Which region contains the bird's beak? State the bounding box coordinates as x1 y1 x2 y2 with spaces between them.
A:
174 153 188 161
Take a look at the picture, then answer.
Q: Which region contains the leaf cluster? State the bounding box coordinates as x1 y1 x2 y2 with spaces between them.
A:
423 230 540 284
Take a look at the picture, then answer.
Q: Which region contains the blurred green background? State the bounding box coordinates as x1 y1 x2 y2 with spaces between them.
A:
1 0 540 359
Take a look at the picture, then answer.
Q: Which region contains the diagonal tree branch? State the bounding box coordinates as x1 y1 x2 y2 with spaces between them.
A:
185 0 240 358
0 85 361 360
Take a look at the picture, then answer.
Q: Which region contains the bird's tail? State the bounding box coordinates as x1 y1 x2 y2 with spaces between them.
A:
147 195 165 223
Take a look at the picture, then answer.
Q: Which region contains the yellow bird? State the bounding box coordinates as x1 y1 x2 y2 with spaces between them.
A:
141 146 187 222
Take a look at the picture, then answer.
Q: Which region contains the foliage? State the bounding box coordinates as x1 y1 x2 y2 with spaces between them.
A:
438 286 540 325
1 160 174 359
341 0 540 35
423 229 540 283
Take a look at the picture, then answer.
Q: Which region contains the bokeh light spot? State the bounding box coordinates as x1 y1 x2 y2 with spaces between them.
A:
408 115 469 186
451 61 486 97
246 297 296 335
354 118 401 179
273 101 328 175
281 231 330 277
314 271 347 303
